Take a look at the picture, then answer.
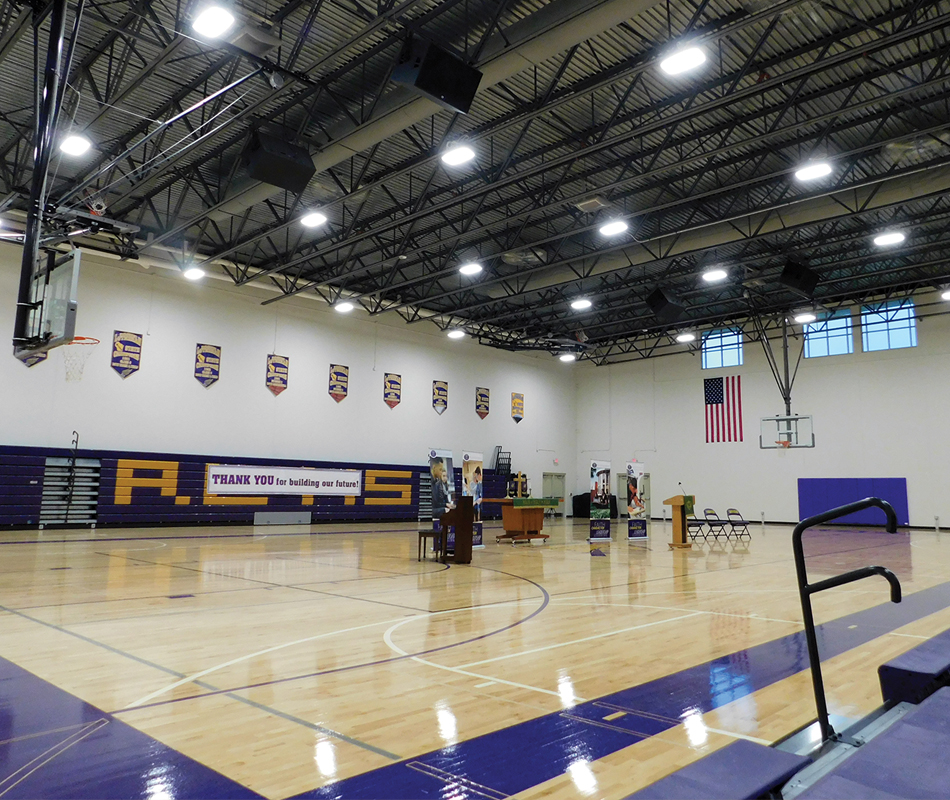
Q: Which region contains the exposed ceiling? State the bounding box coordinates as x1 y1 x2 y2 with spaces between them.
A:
3 0 950 364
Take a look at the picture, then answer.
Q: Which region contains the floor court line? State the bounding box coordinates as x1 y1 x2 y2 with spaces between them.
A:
551 598 803 626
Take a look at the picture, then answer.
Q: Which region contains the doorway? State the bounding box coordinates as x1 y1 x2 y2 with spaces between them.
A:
542 472 566 516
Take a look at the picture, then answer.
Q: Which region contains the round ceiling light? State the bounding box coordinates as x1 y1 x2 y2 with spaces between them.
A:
334 301 354 313
675 332 696 343
570 298 592 311
794 161 832 182
559 353 577 362
441 144 475 167
301 211 328 228
702 268 728 283
873 231 906 247
447 329 465 339
60 134 91 156
183 266 205 281
793 311 817 324
192 5 236 38
660 46 706 76
458 262 483 276
599 219 629 237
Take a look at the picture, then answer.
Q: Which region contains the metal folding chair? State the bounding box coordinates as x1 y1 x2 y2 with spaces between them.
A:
686 512 707 542
727 508 751 539
704 508 729 541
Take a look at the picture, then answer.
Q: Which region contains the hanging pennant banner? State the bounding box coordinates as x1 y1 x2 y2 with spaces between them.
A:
589 460 612 549
384 372 402 409
475 387 490 419
21 352 48 368
626 461 648 540
433 380 448 415
266 354 289 396
511 392 524 423
329 364 349 403
111 331 142 378
194 343 221 387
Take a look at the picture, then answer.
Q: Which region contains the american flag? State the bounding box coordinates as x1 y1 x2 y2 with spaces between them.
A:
705 376 743 443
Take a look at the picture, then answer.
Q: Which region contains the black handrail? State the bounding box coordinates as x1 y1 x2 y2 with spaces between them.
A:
793 497 901 744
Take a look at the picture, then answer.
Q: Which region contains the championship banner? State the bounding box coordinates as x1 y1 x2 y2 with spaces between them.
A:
207 465 361 496
511 392 524 423
329 364 349 403
433 380 448 415
21 352 47 368
266 354 289 396
462 451 484 547
589 460 611 554
626 461 648 540
111 330 142 378
475 387 490 419
384 373 402 408
194 343 221 387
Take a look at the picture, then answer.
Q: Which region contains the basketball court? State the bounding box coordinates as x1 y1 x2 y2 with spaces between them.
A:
3 0 950 798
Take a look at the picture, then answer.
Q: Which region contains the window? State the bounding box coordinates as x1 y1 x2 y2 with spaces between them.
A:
861 299 918 352
804 309 853 358
702 328 743 369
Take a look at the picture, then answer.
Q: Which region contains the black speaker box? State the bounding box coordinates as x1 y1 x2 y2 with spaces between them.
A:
779 260 819 296
245 132 316 194
392 37 483 115
646 287 685 324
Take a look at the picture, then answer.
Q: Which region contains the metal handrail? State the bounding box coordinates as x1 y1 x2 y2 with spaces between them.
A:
792 497 901 744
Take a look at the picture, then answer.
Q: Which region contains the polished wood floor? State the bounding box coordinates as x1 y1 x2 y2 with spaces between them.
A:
0 519 947 799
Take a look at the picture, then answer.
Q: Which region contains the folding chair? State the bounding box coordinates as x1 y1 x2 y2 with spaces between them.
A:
727 508 751 539
686 512 707 542
704 508 729 541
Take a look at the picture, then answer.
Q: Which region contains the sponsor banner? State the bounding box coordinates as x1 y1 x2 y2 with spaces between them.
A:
433 380 448 415
329 364 349 403
590 460 612 542
462 451 484 522
206 465 361 496
20 352 47 368
195 343 221 387
475 387 490 419
111 330 142 378
626 461 648 539
473 521 484 548
384 372 402 408
511 392 524 423
266 354 289 396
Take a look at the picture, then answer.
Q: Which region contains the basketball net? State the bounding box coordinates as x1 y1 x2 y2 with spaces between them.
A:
63 337 100 382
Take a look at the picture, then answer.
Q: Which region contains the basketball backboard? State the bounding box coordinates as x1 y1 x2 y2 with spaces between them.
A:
13 249 80 362
760 415 815 449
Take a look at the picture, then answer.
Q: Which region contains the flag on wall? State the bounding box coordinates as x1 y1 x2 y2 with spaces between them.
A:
704 376 743 443
266 354 289 396
511 392 524 423
194 344 221 387
383 373 401 408
329 364 349 403
111 331 142 378
475 387 490 419
433 380 448 415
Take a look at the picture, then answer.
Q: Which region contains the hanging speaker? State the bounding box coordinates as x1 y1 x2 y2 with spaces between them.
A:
779 260 819 297
392 37 483 115
646 287 685 324
245 132 316 194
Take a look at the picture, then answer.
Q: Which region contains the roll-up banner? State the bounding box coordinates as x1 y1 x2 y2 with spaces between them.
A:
428 448 456 552
462 451 484 548
589 460 611 555
626 461 648 540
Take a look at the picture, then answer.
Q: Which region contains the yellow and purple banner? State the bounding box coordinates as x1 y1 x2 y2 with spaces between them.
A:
476 387 490 419
590 460 611 551
266 354 289 396
195 343 221 387
433 380 448 415
111 330 142 378
384 372 402 408
329 364 349 403
626 461 648 540
511 392 524 424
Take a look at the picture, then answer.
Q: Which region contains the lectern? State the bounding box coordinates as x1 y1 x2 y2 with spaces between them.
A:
664 494 695 550
439 496 473 563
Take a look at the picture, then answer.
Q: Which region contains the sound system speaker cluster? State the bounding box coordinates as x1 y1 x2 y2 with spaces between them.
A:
779 260 820 296
392 37 483 115
646 287 686 324
245 132 316 195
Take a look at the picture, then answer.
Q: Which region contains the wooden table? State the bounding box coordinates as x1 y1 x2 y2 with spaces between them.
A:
487 497 559 543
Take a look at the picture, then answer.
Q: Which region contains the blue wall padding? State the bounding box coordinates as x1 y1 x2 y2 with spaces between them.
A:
797 478 909 525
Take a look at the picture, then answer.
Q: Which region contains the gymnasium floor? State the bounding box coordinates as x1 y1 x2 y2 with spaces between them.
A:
1 519 948 799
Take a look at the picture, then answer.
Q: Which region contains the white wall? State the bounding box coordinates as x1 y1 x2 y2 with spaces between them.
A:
0 248 576 487
573 300 950 527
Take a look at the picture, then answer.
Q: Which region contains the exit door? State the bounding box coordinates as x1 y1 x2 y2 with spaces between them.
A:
542 472 566 516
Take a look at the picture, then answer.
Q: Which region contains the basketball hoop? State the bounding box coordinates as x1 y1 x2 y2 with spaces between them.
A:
62 337 99 382
775 440 793 449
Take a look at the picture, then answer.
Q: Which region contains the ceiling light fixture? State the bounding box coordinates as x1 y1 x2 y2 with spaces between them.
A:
598 219 628 237
941 289 950 301
794 161 832 182
873 231 906 247
570 298 592 311
793 311 817 324
659 46 707 76
559 353 577 362
59 134 91 156
192 5 236 38
441 143 475 167
182 266 205 281
702 268 728 283
301 211 328 228
334 301 354 313
675 332 696 343
447 329 465 339
458 261 483 276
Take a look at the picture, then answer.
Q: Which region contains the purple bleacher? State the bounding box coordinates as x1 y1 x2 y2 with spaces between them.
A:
799 687 950 799
623 739 810 800
878 628 950 704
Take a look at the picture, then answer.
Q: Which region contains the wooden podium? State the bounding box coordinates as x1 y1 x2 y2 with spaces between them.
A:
439 496 473 563
664 495 695 550
487 497 558 543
